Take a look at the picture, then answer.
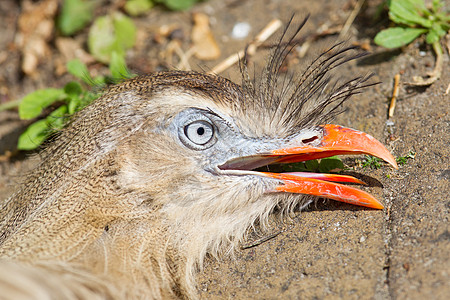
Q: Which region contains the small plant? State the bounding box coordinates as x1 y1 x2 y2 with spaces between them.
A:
396 150 416 165
374 0 449 85
362 155 383 169
3 0 208 151
15 0 139 150
17 55 134 150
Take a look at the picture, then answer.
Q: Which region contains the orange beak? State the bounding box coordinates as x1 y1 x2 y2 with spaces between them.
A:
221 124 397 209
262 124 397 209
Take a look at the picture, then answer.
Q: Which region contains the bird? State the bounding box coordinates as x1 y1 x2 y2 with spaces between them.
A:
0 20 397 299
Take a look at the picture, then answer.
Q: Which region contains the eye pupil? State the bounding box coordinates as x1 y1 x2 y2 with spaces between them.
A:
197 127 205 135
182 120 215 148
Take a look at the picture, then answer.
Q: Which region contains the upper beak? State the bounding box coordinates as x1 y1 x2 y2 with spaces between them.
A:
221 124 397 210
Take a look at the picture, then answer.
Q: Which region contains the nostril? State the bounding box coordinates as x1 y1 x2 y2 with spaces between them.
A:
302 136 318 144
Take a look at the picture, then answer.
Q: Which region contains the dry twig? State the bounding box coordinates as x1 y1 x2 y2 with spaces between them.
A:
339 0 365 39
389 74 401 118
208 19 282 75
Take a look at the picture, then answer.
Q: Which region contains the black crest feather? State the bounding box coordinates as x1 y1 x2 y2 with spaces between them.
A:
240 15 376 135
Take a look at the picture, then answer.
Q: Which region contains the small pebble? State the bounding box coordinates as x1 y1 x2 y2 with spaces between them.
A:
203 5 215 15
231 22 251 39
386 120 395 126
419 51 427 57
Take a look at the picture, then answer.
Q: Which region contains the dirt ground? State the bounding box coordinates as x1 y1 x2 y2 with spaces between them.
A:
0 0 449 299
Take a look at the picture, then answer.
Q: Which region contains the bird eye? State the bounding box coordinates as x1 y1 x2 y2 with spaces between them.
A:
183 120 215 146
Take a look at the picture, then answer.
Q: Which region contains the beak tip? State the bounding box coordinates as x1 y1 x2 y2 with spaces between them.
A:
383 158 398 170
372 202 385 210
387 155 399 170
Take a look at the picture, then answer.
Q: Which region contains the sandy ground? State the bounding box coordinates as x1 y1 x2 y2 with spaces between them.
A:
0 0 448 299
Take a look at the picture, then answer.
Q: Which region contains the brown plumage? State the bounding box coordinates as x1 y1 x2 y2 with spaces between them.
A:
0 20 396 299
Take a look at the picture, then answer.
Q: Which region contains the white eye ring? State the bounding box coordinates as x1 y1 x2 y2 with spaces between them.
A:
184 120 214 145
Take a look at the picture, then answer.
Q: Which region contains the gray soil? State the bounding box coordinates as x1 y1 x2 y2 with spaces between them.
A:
0 0 448 299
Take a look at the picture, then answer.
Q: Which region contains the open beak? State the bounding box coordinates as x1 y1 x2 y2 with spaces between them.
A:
221 124 397 209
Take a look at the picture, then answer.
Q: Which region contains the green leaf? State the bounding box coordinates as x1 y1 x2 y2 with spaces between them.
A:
427 22 448 44
17 119 49 150
389 0 432 27
46 105 68 130
88 13 136 64
109 51 132 80
388 12 414 26
67 95 81 115
407 0 429 13
304 160 319 172
125 0 153 16
281 160 319 172
17 105 68 150
113 13 137 49
88 16 119 64
374 27 427 48
58 0 95 35
318 157 344 173
64 81 83 96
64 82 83 114
432 22 447 37
67 59 94 84
432 0 442 13
426 27 440 44
160 0 198 10
92 75 107 86
440 15 450 25
19 89 66 120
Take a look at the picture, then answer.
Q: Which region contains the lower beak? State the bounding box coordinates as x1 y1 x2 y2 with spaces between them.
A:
221 124 397 209
265 124 397 209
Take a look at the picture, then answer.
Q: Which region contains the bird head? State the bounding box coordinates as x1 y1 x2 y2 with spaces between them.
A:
111 46 397 264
